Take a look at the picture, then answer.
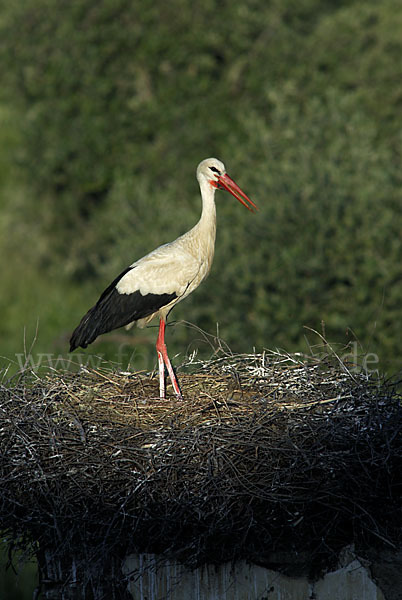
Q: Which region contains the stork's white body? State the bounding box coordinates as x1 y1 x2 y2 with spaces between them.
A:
119 175 216 328
70 158 255 399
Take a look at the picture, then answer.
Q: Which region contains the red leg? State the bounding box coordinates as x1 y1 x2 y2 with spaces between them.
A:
155 318 182 399
157 343 165 400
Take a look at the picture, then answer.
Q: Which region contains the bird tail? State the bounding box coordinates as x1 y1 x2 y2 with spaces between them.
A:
69 273 178 352
69 306 101 352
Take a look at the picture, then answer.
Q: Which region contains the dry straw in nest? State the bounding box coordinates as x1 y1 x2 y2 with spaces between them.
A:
0 348 401 591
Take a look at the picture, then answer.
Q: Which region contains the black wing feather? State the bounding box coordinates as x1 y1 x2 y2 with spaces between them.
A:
69 267 177 351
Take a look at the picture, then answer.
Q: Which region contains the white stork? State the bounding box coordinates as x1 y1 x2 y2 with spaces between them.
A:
70 158 256 399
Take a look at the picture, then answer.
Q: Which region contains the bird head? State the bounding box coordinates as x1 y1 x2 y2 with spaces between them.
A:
196 158 257 212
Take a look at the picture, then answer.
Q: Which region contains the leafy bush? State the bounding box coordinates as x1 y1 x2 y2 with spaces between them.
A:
0 0 401 375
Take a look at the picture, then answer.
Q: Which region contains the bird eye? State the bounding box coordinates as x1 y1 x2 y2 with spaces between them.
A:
210 166 220 175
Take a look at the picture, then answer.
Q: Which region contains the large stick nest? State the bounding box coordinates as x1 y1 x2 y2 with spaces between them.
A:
1 350 401 578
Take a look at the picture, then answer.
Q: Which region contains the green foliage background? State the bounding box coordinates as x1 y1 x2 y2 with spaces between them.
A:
0 2 401 594
0 0 401 378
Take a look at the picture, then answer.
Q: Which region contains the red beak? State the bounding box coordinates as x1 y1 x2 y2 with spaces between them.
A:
217 173 257 212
